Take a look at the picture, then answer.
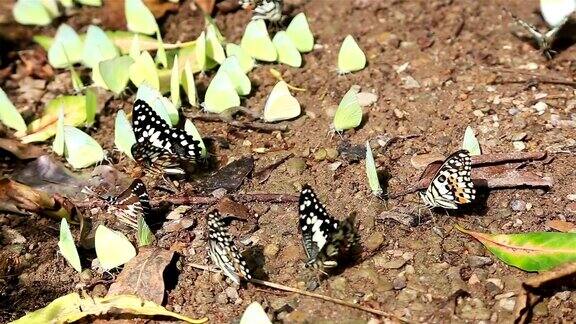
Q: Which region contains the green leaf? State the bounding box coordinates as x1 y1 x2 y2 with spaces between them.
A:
125 0 158 35
456 225 576 272
0 87 27 132
48 24 84 68
137 217 154 247
10 292 207 324
82 25 119 68
462 126 481 156
13 0 53 26
58 219 81 272
99 56 134 94
85 88 97 126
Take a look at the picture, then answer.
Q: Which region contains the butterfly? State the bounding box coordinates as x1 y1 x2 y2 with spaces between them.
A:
419 150 476 210
104 179 151 229
207 210 252 285
130 99 202 175
248 0 283 23
298 185 357 270
506 9 568 59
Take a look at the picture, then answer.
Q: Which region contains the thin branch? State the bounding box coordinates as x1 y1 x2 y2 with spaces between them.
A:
151 193 299 206
187 263 411 322
187 111 288 132
389 152 550 199
491 68 576 87
470 152 546 166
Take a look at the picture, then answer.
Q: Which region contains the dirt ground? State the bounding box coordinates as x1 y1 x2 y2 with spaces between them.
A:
1 0 576 322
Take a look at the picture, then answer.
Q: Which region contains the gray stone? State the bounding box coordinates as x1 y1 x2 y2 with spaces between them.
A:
468 255 493 268
393 276 407 290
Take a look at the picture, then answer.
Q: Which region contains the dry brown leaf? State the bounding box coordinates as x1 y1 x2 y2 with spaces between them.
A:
195 0 216 14
215 197 251 221
545 220 576 233
107 247 175 305
0 138 44 159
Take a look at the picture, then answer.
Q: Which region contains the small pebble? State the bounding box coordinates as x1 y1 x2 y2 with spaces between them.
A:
92 284 108 297
216 292 229 304
468 255 493 268
565 202 576 214
511 132 527 141
401 75 420 89
512 141 526 151
393 276 407 290
510 199 526 212
533 101 547 115
225 286 239 300
364 232 384 252
566 194 576 201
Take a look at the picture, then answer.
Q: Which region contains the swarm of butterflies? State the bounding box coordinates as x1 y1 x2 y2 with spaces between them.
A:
98 89 477 284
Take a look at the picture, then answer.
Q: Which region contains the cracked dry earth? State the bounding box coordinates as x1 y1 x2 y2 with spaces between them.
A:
2 0 576 322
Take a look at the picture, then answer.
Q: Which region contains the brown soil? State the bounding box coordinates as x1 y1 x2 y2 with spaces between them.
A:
1 0 576 322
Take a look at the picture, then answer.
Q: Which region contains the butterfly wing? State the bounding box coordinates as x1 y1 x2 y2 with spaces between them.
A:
131 99 202 171
207 211 252 284
420 150 476 209
252 0 283 22
131 142 185 175
298 185 343 268
107 179 151 228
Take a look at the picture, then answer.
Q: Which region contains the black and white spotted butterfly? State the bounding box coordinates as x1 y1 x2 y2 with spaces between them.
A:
299 185 357 270
207 210 252 285
506 9 568 59
240 0 283 22
104 179 151 229
131 99 202 175
419 150 476 210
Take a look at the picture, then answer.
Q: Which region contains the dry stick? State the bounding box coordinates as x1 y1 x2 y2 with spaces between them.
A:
491 68 576 87
187 112 288 132
388 152 549 199
187 263 411 322
151 193 299 206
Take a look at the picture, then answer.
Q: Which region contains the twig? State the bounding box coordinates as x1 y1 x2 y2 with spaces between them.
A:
250 278 411 322
187 263 411 322
187 112 288 132
470 152 546 166
491 68 576 87
254 153 294 184
151 193 299 206
389 152 550 199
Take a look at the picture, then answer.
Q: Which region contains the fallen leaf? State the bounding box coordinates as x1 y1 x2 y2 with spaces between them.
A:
545 220 576 233
0 138 44 159
456 225 576 272
10 292 206 323
199 156 254 192
107 247 175 304
215 197 251 221
12 155 87 197
0 178 73 220
514 262 576 323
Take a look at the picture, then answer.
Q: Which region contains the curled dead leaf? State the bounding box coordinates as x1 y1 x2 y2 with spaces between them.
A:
107 247 175 304
0 138 44 159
